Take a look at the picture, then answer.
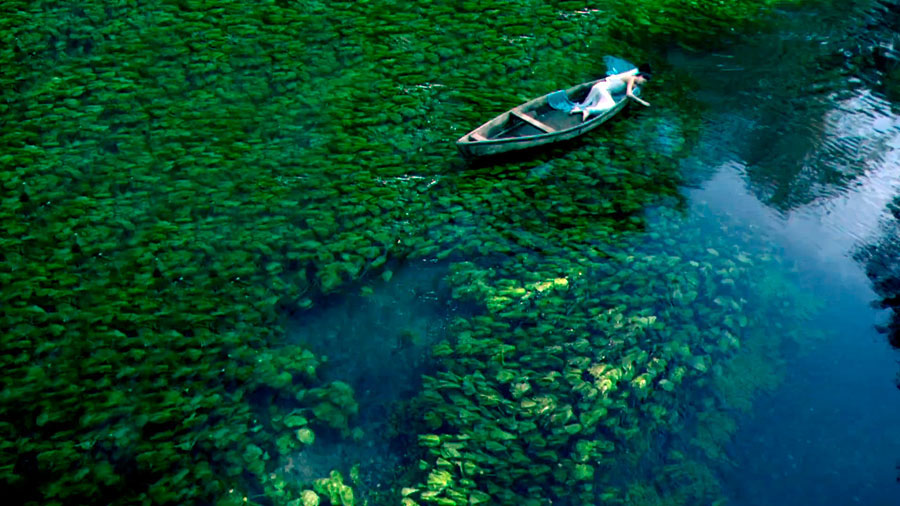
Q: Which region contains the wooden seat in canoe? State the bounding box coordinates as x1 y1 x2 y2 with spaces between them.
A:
511 110 555 133
469 132 488 141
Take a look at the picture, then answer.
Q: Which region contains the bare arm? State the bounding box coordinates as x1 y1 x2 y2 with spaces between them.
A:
626 75 650 107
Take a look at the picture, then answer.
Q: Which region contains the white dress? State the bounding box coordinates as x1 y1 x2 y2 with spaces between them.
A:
575 68 637 115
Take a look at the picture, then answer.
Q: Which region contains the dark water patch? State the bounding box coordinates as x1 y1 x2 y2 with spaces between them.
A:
852 0 900 106
289 261 453 410
858 197 900 349
285 261 456 492
717 280 900 505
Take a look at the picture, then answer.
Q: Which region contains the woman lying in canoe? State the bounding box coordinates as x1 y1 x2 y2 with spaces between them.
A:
570 67 652 121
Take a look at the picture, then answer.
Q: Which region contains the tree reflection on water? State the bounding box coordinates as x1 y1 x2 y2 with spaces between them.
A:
855 0 900 362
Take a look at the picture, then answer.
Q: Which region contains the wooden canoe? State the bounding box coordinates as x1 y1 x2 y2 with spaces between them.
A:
456 78 633 158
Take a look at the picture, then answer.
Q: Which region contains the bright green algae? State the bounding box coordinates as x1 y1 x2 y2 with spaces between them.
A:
1 1 812 505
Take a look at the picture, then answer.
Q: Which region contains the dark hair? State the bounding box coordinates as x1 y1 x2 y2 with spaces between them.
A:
637 63 653 81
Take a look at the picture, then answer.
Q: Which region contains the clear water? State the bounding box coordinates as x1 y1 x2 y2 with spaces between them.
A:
667 4 900 503
288 0 900 503
10 1 900 504
286 262 454 488
690 153 900 505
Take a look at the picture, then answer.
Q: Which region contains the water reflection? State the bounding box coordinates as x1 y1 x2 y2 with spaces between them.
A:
856 0 900 106
669 3 897 211
858 206 900 349
671 0 900 344
670 0 900 503
852 0 900 354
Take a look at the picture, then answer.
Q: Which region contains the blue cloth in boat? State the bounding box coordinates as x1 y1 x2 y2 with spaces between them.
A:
547 90 577 112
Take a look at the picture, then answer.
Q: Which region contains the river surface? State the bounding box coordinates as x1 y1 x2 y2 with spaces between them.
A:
289 1 900 504
669 3 900 503
10 1 900 505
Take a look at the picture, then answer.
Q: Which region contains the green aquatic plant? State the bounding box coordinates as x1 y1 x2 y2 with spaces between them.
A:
313 470 355 506
397 204 822 505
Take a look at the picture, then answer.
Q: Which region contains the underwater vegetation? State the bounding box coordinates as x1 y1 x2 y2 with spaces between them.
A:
1 0 815 505
395 205 821 506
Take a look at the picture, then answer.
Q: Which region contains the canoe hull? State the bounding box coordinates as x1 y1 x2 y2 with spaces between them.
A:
456 79 631 158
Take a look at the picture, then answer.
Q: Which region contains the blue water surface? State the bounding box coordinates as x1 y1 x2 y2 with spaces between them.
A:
669 5 900 500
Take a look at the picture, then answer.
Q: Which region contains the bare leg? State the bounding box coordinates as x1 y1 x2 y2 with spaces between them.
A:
575 84 612 121
580 84 605 109
582 90 615 121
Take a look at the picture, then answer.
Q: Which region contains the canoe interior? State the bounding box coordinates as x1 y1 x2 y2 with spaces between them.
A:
483 85 628 141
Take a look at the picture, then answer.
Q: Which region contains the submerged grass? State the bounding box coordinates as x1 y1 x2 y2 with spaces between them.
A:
396 205 821 506
2 1 813 505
